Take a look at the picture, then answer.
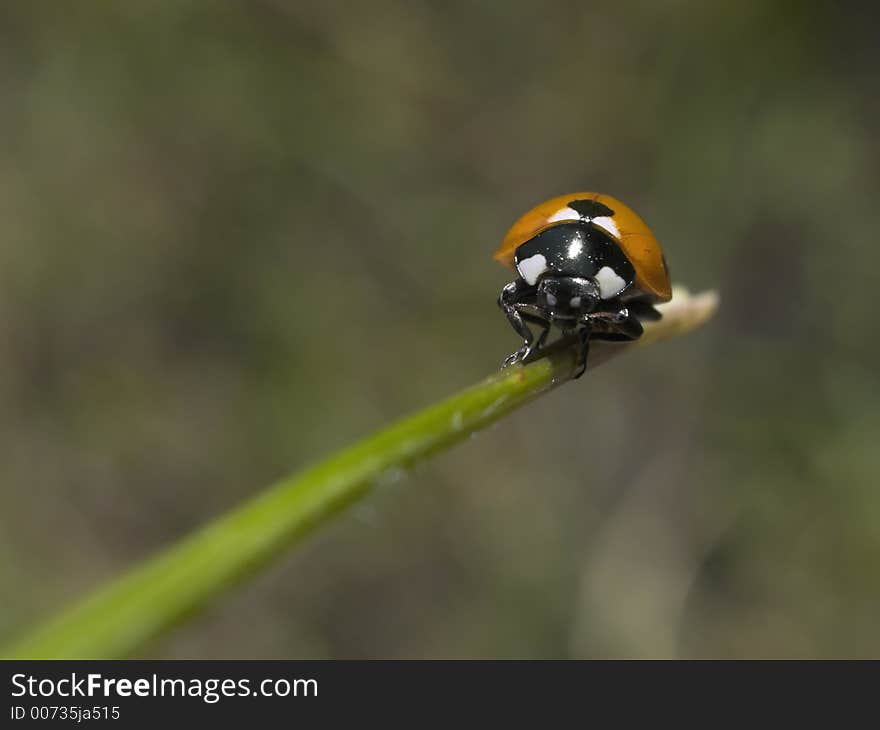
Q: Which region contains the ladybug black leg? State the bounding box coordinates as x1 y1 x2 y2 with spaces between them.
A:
522 312 552 351
572 323 592 379
587 306 645 342
611 307 644 341
501 312 551 367
536 321 552 352
499 279 547 366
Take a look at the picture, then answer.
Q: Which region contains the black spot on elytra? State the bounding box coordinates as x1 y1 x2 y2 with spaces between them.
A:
567 199 614 220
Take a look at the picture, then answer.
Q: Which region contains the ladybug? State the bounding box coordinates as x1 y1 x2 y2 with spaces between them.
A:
494 192 671 377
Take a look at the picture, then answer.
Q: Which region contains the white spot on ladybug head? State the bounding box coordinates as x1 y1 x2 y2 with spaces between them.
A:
595 266 626 299
545 293 557 307
591 216 620 240
516 253 548 286
546 207 580 225
570 296 581 309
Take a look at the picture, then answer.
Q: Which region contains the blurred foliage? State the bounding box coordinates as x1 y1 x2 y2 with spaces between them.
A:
0 1 878 658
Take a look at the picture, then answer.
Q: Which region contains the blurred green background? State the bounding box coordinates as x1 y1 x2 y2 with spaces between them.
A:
1 1 878 658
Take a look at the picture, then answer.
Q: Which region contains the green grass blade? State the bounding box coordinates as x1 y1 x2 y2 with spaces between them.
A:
1 289 718 659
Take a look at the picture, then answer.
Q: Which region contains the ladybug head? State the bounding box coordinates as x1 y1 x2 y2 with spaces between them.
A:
536 275 600 321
